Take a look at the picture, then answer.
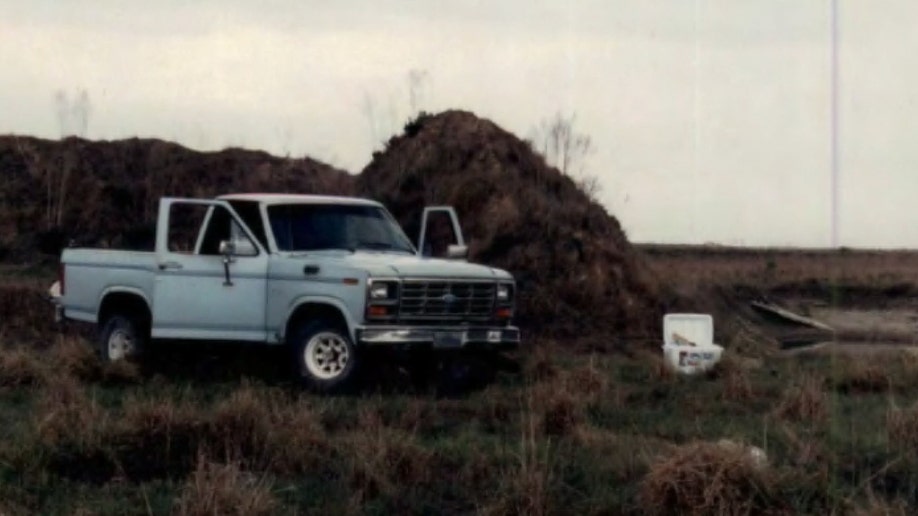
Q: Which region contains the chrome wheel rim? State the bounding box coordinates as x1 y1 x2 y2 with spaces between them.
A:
304 332 350 380
107 327 135 361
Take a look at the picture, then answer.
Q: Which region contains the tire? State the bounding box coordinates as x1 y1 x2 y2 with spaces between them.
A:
98 314 146 363
292 320 359 392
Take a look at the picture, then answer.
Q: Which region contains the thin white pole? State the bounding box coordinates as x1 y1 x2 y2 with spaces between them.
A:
830 0 839 247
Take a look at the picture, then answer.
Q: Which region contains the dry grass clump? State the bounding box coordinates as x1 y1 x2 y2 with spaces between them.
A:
774 374 828 423
482 410 555 516
48 337 101 381
174 455 276 516
708 353 756 402
851 492 910 516
117 395 204 478
266 398 329 474
636 348 677 382
0 283 57 340
208 385 330 474
0 346 47 387
831 357 891 394
99 359 141 384
523 343 560 382
33 373 109 450
209 384 274 463
337 408 432 504
639 440 782 516
533 382 584 437
886 401 918 451
524 354 621 437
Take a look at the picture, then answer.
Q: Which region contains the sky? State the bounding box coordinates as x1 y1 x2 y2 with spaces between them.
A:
2 1 917 248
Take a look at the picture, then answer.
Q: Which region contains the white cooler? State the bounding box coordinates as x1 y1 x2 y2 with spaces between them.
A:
662 313 723 374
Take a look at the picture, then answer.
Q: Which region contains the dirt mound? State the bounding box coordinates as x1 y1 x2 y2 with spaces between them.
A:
358 110 662 341
0 136 353 259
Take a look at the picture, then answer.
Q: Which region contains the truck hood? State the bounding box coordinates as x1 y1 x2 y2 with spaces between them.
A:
289 251 511 280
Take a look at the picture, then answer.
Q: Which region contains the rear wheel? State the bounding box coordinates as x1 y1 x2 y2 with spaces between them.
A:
292 320 359 392
98 314 146 362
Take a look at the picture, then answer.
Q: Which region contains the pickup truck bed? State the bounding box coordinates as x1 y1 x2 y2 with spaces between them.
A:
63 249 156 323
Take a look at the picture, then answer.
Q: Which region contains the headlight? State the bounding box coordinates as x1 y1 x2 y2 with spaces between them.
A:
369 281 396 300
497 283 512 302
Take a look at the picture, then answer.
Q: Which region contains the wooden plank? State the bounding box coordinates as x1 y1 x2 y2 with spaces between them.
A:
750 301 834 332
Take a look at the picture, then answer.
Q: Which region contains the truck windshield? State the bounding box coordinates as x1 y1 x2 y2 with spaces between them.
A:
267 204 415 254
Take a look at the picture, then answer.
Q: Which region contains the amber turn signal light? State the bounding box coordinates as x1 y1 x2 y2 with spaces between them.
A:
367 305 389 317
495 307 512 319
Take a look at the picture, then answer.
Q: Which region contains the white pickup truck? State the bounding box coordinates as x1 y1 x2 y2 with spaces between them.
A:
55 194 519 391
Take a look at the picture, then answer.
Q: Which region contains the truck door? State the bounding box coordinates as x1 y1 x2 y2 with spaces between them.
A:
417 206 468 260
152 199 268 341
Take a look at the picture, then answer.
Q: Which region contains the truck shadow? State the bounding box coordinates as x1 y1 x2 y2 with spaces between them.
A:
137 341 519 397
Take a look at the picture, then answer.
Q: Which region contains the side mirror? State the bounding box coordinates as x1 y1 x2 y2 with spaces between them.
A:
219 239 256 257
219 240 236 257
446 244 468 260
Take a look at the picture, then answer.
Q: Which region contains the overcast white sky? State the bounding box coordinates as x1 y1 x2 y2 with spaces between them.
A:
2 1 917 248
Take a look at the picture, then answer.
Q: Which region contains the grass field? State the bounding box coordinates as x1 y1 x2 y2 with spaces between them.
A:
3 249 918 514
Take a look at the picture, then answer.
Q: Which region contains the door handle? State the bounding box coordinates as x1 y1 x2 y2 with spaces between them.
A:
158 261 184 270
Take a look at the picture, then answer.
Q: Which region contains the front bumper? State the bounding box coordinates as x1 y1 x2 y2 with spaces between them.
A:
357 325 520 350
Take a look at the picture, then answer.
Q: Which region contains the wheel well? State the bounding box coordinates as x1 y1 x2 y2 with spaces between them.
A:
98 292 151 328
285 303 349 342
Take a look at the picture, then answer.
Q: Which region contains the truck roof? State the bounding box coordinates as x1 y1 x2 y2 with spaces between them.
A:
217 193 381 206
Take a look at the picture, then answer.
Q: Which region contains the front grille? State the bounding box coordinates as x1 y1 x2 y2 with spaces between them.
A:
399 280 496 322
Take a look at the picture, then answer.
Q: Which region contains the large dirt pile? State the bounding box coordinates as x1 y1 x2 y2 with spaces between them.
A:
358 111 662 341
0 136 353 258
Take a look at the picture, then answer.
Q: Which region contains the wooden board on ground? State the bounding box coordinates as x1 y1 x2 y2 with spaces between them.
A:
750 301 834 332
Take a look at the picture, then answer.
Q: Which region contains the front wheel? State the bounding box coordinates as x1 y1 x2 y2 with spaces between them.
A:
292 321 359 392
98 314 146 362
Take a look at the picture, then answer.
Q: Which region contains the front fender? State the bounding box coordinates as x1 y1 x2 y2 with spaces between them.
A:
283 295 360 342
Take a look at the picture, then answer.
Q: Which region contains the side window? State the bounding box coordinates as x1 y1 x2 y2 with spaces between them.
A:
228 200 269 249
198 206 258 256
167 204 209 254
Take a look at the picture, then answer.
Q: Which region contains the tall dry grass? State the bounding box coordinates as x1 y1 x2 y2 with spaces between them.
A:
639 440 782 515
774 374 828 423
174 455 276 516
